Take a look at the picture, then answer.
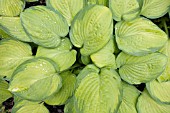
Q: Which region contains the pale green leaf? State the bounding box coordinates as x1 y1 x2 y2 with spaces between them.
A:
36 38 77 71
45 71 76 105
75 68 122 113
0 39 33 80
86 0 109 6
0 17 31 42
15 103 49 113
46 0 84 26
9 58 62 101
115 17 168 56
70 5 113 56
76 64 99 86
116 52 167 84
0 0 25 16
90 38 116 68
140 0 170 19
137 89 170 113
146 80 170 104
157 40 170 82
109 0 140 21
0 79 12 104
117 82 140 113
12 98 39 113
21 6 69 48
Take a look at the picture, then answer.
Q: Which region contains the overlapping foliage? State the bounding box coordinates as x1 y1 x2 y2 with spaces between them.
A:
0 0 170 113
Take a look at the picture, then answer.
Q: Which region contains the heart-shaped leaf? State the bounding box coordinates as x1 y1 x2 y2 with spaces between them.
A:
21 6 69 48
9 58 62 101
116 52 167 84
70 5 113 56
115 17 168 56
75 66 122 113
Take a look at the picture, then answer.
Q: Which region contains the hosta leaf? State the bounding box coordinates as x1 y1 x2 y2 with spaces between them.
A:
9 58 62 101
90 38 116 68
0 0 25 16
64 97 77 113
0 28 11 39
86 0 109 6
140 0 170 19
12 98 39 113
116 52 167 84
0 79 12 104
81 55 91 65
117 82 140 113
15 103 49 113
115 17 168 56
146 80 170 104
70 5 113 56
0 39 33 80
137 89 170 113
0 17 31 42
157 40 170 82
46 0 84 26
75 68 122 113
76 64 99 86
109 0 140 21
36 38 77 71
21 6 69 48
45 71 76 105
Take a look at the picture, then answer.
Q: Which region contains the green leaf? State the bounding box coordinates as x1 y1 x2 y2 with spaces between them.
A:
64 96 77 113
81 55 91 65
140 0 170 19
15 103 49 113
70 5 113 56
0 17 31 42
109 0 140 21
116 52 167 84
157 40 170 82
75 68 122 113
137 89 170 113
117 82 140 113
36 38 77 71
90 38 116 68
0 0 25 16
8 58 62 101
0 79 12 104
86 0 109 6
0 28 11 39
46 0 84 26
21 6 69 48
115 17 168 56
146 80 170 104
0 39 33 80
12 98 39 113
45 71 76 105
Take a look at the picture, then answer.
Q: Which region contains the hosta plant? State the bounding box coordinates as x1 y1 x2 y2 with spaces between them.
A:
0 0 170 113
